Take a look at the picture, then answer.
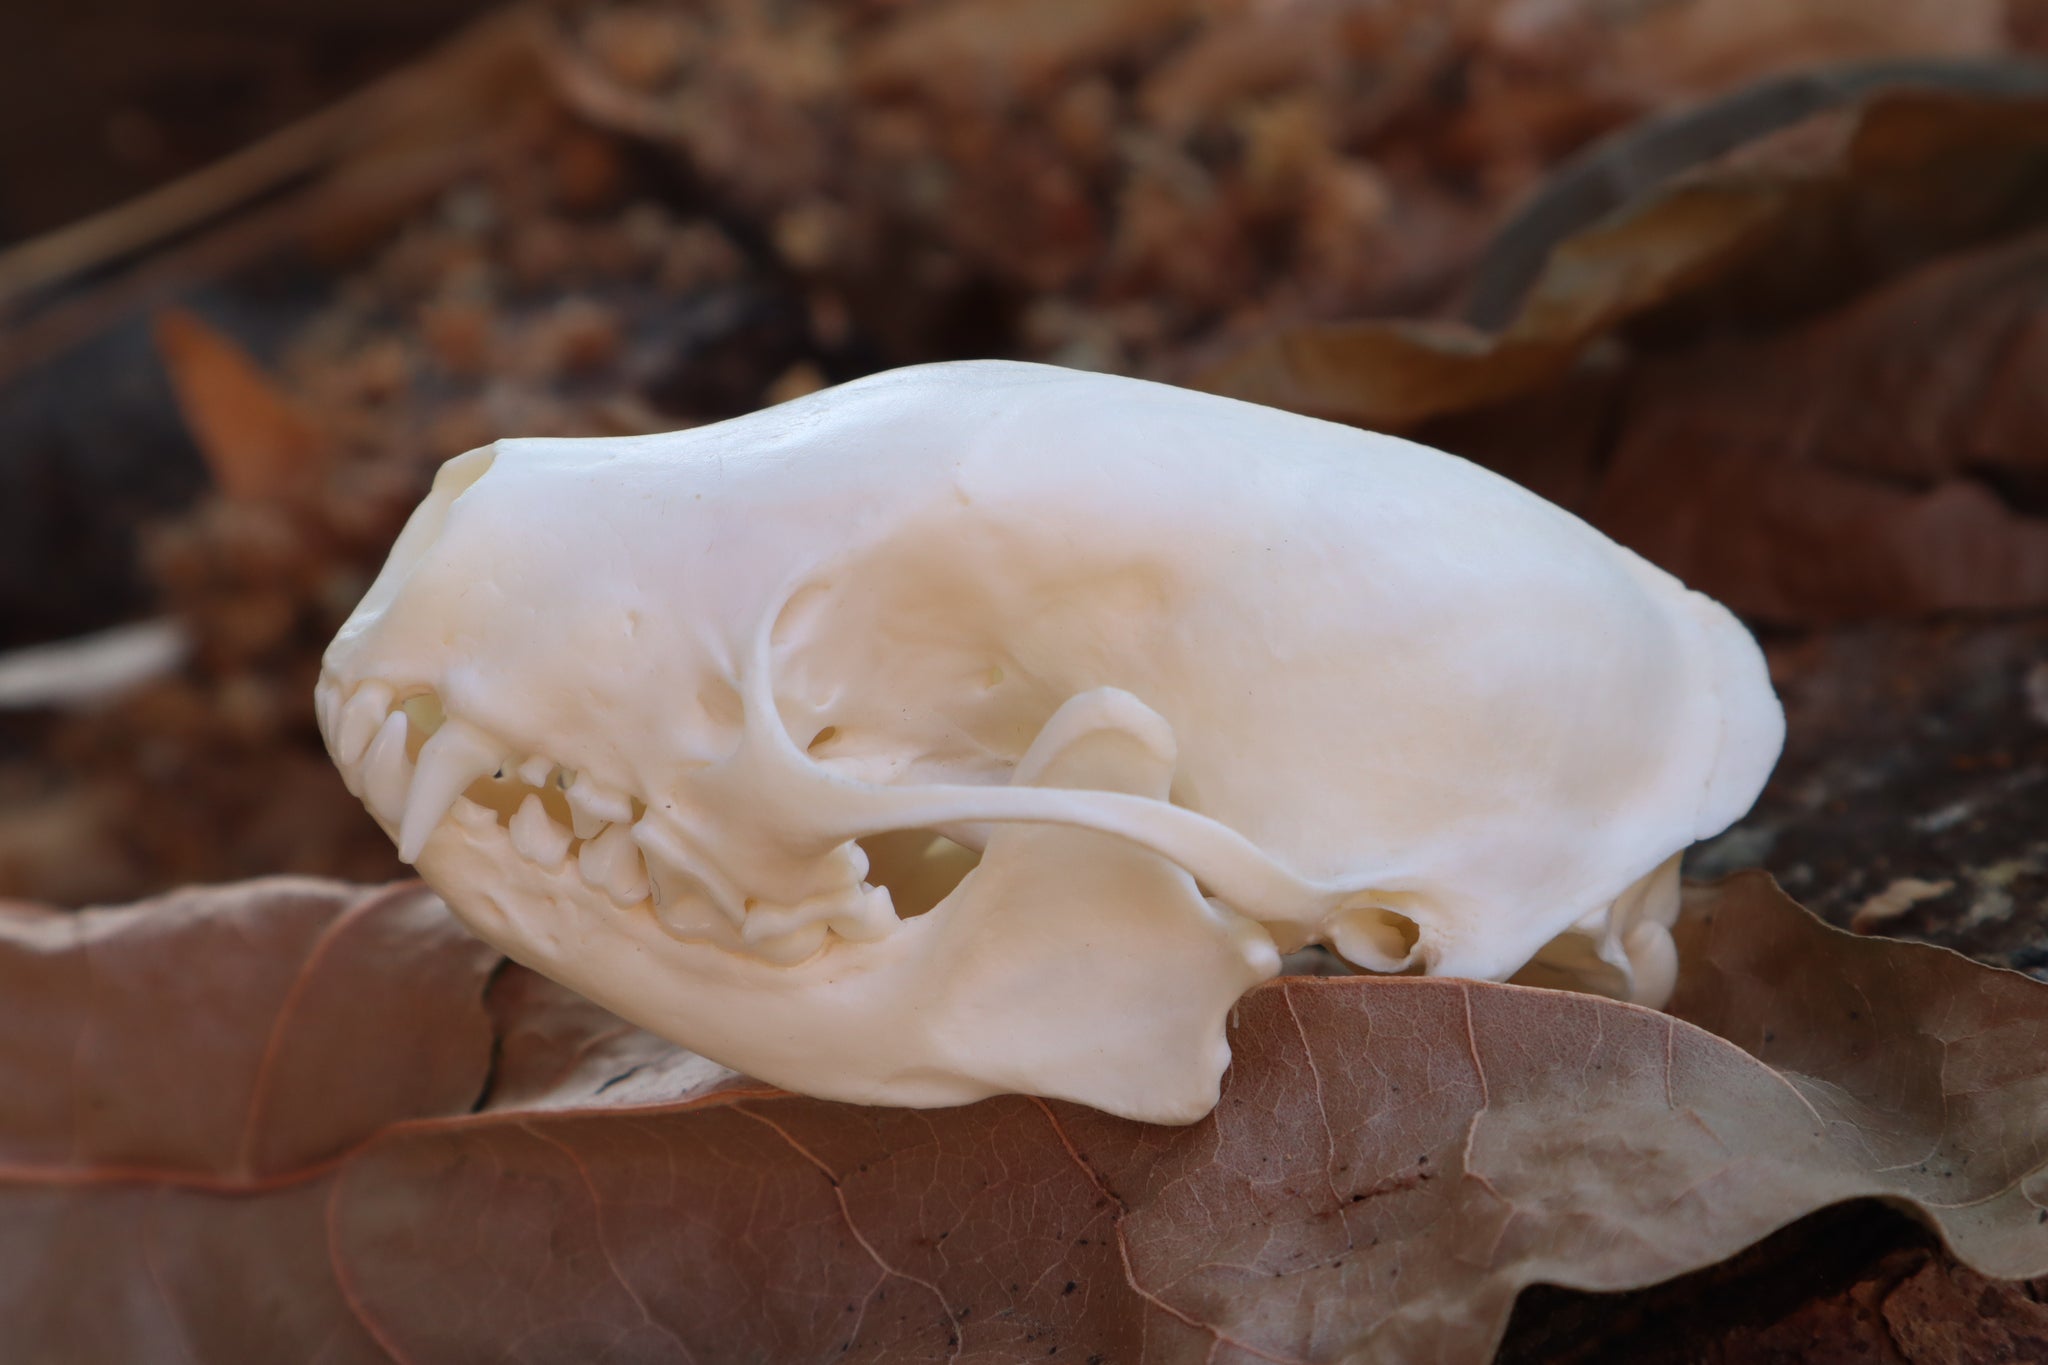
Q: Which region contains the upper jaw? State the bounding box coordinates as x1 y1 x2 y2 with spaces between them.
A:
315 668 887 967
315 668 655 907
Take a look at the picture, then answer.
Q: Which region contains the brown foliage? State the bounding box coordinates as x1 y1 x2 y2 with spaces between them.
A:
1200 80 2048 623
5 874 2048 1362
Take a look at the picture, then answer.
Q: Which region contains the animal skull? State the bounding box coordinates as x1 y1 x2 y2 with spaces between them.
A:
317 360 1783 1124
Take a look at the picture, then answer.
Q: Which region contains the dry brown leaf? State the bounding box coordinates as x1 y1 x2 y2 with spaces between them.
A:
1199 81 2048 429
1584 228 2048 620
1200 75 2048 624
854 0 1194 107
152 308 330 504
5 873 2048 1361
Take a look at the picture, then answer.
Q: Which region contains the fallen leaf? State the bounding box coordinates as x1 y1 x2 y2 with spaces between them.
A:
5 873 2048 1361
0 880 498 1361
152 308 330 504
1585 227 2048 621
1200 79 2048 429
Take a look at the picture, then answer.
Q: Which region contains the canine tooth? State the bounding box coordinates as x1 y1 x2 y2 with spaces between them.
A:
510 794 571 867
362 711 413 824
517 755 554 787
400 717 509 862
566 773 634 837
579 823 649 905
337 682 394 768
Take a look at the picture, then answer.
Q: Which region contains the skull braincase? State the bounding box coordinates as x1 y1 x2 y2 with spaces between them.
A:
318 360 1783 1124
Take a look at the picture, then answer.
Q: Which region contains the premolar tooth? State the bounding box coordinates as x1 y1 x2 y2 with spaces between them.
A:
399 717 509 862
566 773 634 838
510 794 571 868
517 755 554 787
450 797 498 832
337 682 394 768
363 711 413 824
579 823 649 905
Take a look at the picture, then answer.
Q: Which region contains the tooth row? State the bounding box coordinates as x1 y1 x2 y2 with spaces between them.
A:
328 679 659 910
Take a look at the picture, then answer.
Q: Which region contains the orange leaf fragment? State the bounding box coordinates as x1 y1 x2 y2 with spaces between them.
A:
153 307 330 504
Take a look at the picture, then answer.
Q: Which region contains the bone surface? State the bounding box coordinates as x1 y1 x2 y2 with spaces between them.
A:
317 360 1783 1123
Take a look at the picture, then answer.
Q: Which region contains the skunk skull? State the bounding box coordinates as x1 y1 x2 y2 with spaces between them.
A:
318 360 1782 1123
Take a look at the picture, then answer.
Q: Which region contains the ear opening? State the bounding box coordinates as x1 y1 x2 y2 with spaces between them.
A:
1326 901 1424 974
857 828 982 918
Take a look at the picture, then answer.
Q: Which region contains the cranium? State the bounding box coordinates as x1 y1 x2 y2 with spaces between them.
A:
317 360 1783 1124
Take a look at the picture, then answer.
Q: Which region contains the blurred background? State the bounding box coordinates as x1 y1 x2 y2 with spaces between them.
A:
0 0 2044 968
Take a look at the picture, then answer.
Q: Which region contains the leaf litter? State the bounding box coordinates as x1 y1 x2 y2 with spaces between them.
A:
5 4 2048 1358
5 872 2047 1362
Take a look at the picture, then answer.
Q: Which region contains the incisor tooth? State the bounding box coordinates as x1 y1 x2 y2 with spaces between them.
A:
510 794 571 868
313 678 340 747
579 823 649 906
337 682 394 769
400 717 509 862
363 711 413 824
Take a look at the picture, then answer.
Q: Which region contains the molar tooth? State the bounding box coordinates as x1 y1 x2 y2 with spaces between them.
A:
337 682 394 768
362 711 413 825
510 794 571 868
399 717 510 863
517 755 554 787
579 823 649 905
566 773 635 837
743 919 830 966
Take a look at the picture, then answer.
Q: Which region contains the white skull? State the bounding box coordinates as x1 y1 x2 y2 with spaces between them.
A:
317 360 1782 1123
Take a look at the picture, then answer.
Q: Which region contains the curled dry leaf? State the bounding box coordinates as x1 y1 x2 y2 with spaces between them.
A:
1200 78 2048 430
4 872 2048 1361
